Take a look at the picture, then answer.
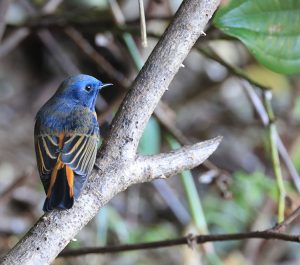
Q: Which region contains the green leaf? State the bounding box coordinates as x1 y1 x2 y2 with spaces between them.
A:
213 0 300 74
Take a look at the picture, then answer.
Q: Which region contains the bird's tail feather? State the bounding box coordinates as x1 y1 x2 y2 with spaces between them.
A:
43 166 74 212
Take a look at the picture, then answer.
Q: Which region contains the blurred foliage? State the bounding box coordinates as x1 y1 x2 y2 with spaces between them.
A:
138 117 161 155
166 135 223 265
204 171 276 234
203 171 278 255
214 0 300 74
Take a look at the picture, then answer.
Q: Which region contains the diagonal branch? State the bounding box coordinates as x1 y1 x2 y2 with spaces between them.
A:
103 0 220 159
1 1 221 264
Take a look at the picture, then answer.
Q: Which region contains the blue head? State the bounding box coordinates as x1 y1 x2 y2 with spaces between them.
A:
55 74 111 110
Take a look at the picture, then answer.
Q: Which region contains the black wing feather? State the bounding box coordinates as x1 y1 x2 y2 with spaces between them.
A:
61 132 99 176
34 127 59 193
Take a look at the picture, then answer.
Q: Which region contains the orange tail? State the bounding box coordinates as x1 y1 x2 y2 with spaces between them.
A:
43 165 74 212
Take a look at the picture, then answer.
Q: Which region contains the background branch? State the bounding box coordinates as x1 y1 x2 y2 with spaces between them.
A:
57 201 300 257
58 230 300 258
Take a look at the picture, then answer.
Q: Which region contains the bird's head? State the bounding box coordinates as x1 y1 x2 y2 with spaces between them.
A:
56 74 112 110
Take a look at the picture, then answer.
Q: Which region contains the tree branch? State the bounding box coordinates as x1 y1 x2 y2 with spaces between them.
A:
1 0 221 264
58 230 300 258
103 0 220 159
134 137 222 182
56 201 300 257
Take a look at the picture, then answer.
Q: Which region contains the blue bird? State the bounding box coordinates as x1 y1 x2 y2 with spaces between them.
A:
34 74 112 212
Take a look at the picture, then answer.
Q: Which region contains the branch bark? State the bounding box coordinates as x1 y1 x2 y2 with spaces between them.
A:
1 0 221 264
134 138 222 182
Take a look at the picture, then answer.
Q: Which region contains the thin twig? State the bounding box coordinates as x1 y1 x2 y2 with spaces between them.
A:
241 80 269 125
242 80 300 192
152 179 191 225
64 26 129 84
58 230 300 257
58 203 300 257
109 0 144 69
155 101 190 144
198 46 270 91
38 29 79 75
41 0 63 14
263 90 286 222
0 28 30 58
271 206 300 232
126 15 172 24
138 0 147 47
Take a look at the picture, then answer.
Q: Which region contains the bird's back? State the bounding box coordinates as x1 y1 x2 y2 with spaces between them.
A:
34 95 100 211
36 97 98 135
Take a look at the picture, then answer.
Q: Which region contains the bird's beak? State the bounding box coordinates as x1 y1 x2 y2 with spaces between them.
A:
100 83 113 89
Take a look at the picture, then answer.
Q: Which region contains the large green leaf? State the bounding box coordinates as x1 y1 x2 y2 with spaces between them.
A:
213 0 300 74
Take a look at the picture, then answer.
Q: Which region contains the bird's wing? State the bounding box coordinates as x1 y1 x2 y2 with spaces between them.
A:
34 107 99 200
61 129 99 176
34 123 59 193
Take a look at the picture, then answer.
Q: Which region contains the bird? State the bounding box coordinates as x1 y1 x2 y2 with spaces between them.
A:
34 74 112 212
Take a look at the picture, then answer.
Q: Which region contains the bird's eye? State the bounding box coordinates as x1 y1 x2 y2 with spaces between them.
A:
85 84 92 92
